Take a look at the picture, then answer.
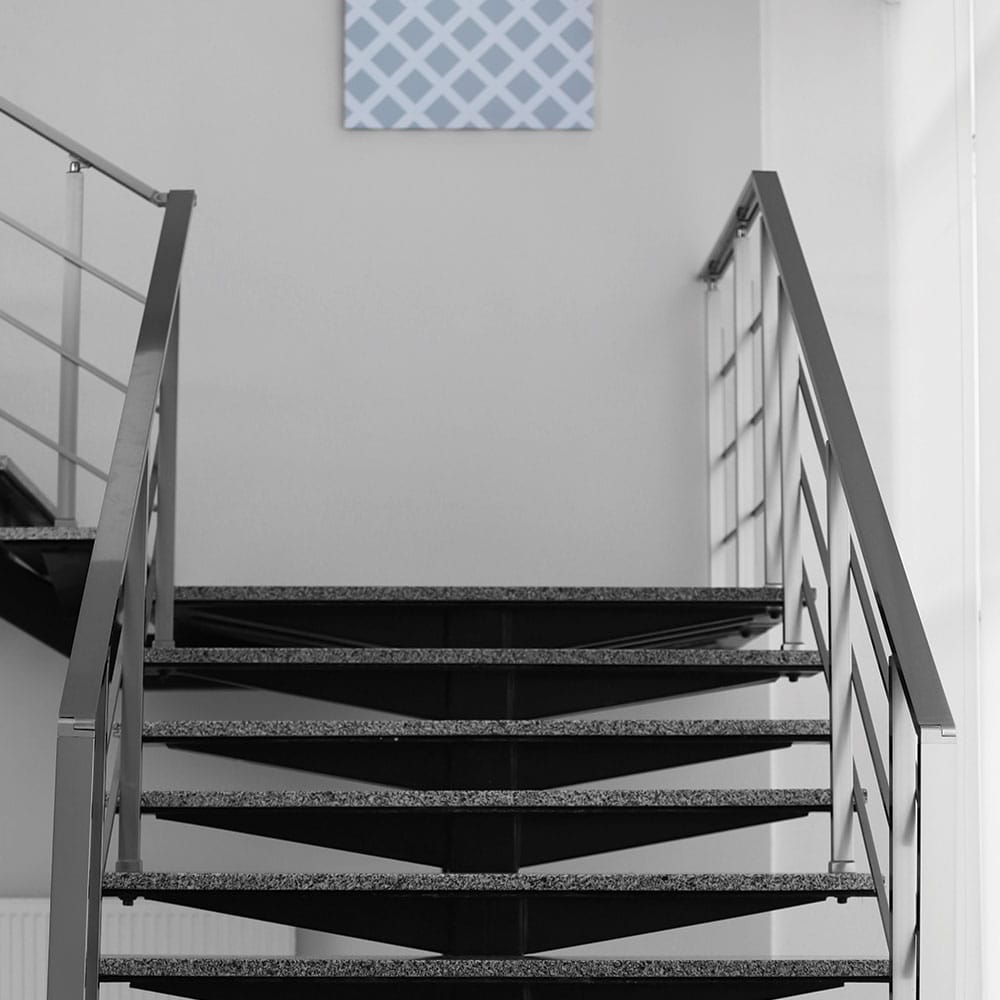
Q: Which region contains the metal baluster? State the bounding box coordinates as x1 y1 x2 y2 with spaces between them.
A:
116 459 147 872
154 291 178 646
891 661 919 998
777 282 803 645
56 160 85 525
733 223 757 585
760 228 782 585
827 443 854 871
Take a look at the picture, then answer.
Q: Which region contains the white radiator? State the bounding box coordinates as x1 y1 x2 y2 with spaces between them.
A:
0 898 295 999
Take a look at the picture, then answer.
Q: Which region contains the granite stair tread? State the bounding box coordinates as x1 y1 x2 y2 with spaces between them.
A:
139 787 837 865
143 719 830 739
100 956 891 993
174 585 784 603
139 787 833 809
143 718 831 787
145 646 821 668
0 525 97 541
104 871 875 894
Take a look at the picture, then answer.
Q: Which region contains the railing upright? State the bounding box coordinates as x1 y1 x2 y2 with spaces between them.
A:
56 160 85 525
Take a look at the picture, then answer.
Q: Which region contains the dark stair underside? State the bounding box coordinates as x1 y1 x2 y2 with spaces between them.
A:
100 957 890 1000
144 719 830 789
144 646 822 716
0 527 95 653
139 788 833 869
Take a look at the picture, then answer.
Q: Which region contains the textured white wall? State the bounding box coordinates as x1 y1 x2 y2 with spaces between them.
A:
1 0 762 587
0 0 767 953
974 1 1000 996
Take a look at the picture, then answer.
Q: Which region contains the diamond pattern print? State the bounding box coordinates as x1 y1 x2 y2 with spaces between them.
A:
345 0 593 129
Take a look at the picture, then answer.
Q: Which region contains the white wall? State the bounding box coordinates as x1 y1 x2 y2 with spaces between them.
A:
974 1 1000 996
1 0 764 587
0 0 770 959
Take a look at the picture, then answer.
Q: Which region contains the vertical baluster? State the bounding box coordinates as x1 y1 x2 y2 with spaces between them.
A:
891 662 919 998
759 228 783 585
733 224 757 585
56 160 85 525
116 459 147 873
777 282 803 645
154 291 179 646
827 443 854 871
706 280 728 585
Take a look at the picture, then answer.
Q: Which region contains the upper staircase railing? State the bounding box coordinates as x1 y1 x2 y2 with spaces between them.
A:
700 170 955 998
0 96 168 525
0 96 195 999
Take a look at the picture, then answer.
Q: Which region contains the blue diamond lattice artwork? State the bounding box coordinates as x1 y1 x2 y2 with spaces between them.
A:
345 0 594 130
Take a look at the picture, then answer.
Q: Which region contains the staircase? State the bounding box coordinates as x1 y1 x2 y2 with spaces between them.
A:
0 98 955 999
109 586 886 999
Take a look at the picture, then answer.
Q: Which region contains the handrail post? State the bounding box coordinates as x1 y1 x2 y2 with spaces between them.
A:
56 159 85 525
116 459 147 873
733 223 757 586
154 290 178 647
46 710 105 1000
777 281 803 646
760 228 782 585
706 280 728 584
891 661 919 998
827 443 854 871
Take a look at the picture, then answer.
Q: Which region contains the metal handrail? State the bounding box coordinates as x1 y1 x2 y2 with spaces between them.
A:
0 96 165 205
700 171 954 737
46 191 192 1000
58 191 193 724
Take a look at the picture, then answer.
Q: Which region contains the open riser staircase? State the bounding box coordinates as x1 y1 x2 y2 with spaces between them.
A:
0 97 955 999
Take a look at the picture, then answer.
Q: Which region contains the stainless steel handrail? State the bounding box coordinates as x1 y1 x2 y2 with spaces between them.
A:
0 96 165 206
58 191 193 725
700 171 954 737
46 190 193 1000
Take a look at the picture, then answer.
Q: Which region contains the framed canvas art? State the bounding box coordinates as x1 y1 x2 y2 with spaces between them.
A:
344 0 594 130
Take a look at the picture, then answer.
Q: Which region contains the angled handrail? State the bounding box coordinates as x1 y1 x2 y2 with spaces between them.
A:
59 191 192 722
700 171 953 737
46 190 193 1000
700 170 956 999
0 96 165 205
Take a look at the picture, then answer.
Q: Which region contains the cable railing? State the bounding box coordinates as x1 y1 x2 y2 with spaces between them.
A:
0 97 159 525
0 96 194 1000
700 171 956 998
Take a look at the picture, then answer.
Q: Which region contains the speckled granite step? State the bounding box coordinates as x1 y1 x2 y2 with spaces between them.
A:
139 787 835 866
102 872 875 954
0 525 97 541
146 646 821 670
141 787 833 810
174 585 784 603
144 646 822 716
104 871 874 894
144 719 829 789
144 719 829 738
101 957 890 999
